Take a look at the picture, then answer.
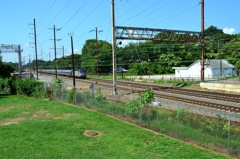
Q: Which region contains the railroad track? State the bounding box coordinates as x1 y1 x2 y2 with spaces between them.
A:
80 78 240 114
39 74 240 114
87 78 240 104
154 94 240 113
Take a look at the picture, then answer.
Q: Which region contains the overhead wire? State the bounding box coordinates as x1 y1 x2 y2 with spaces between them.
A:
139 0 195 27
72 0 106 39
60 0 90 30
112 0 202 77
38 0 71 36
115 0 153 86
150 2 200 28
36 0 73 59
38 0 57 26
121 0 172 26
32 1 203 65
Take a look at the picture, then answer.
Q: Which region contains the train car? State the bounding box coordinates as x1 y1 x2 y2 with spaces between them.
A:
40 69 55 74
56 69 72 76
61 70 72 76
39 69 87 79
75 69 87 79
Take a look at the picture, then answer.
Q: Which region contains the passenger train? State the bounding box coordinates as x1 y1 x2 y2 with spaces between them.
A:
39 69 87 79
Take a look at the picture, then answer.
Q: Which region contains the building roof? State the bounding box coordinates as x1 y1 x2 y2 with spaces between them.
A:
205 59 235 69
172 67 188 70
173 59 235 70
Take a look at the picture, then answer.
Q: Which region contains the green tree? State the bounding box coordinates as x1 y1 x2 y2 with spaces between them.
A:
222 33 240 70
158 53 182 73
130 61 148 75
204 25 236 60
205 25 234 40
98 40 112 73
56 54 83 70
81 39 112 74
0 61 15 78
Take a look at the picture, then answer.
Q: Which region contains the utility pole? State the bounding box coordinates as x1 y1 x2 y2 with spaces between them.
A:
62 46 65 67
69 33 75 88
218 41 223 77
50 25 61 79
201 0 205 82
33 18 38 80
111 0 118 95
29 54 31 75
41 50 43 72
18 45 22 77
49 52 51 62
90 27 102 76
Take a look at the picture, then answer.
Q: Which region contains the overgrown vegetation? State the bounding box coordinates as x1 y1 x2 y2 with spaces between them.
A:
0 59 15 78
0 77 45 97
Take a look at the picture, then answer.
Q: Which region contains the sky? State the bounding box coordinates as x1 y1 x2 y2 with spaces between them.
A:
0 0 239 63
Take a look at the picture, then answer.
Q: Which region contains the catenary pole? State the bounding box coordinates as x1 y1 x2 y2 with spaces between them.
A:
69 33 75 88
54 25 57 79
34 18 38 80
201 0 205 82
111 0 117 94
50 25 61 79
90 27 102 76
96 27 99 76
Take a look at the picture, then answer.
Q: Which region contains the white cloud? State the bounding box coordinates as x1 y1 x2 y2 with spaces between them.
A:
74 48 79 53
120 40 139 47
68 48 80 54
223 27 236 35
121 40 131 46
25 42 29 47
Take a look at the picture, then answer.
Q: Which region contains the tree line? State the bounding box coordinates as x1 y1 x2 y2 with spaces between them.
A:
3 25 238 77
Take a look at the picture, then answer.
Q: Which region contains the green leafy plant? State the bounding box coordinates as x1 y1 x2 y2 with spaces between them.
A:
52 79 67 101
67 87 76 104
0 77 44 97
15 78 44 97
125 89 154 115
0 78 16 94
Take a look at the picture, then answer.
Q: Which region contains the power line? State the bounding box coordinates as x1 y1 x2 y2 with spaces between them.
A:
38 0 71 36
38 0 57 26
72 0 106 35
49 25 61 79
29 18 39 79
90 27 103 76
60 0 90 29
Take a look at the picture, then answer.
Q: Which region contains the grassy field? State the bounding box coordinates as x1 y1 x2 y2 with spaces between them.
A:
0 94 231 159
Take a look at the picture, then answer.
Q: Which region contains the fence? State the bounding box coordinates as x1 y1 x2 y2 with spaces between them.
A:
46 80 240 158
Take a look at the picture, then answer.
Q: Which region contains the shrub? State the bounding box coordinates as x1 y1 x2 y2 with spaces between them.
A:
15 78 44 97
67 88 76 104
0 78 16 94
0 77 44 97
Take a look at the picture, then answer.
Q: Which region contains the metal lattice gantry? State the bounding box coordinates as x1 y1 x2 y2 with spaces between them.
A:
0 44 22 75
115 26 202 42
0 44 21 53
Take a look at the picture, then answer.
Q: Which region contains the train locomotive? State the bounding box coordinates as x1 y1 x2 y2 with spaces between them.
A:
39 69 87 79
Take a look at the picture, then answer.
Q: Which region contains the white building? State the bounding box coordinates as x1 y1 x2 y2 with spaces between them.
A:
173 59 237 79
